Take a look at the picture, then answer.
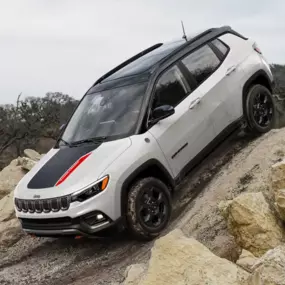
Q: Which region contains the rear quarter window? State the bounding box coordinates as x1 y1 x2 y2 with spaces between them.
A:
181 44 220 86
211 39 229 56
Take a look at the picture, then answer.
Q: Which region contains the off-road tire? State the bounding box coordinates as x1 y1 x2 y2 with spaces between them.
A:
126 177 172 241
244 84 276 134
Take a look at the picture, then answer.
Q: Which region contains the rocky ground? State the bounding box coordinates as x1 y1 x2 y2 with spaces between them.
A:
1 127 285 284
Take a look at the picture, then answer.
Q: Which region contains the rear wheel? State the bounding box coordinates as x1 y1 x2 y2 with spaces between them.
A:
244 84 275 134
126 177 172 241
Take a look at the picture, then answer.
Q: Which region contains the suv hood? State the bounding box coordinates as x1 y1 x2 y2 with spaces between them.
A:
15 138 132 199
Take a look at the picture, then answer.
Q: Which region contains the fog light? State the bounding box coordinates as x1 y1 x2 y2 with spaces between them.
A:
97 214 104 220
83 212 108 226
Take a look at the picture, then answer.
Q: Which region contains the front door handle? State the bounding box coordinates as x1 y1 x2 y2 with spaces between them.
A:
189 97 201 109
226 65 237 76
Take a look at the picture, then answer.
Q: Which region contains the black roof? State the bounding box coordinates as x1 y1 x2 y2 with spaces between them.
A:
87 26 246 94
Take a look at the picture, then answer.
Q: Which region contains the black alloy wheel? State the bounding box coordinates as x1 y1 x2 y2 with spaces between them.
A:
245 84 275 134
127 177 172 241
252 92 273 127
139 186 168 229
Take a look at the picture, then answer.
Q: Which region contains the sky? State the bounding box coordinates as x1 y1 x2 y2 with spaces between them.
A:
0 0 285 104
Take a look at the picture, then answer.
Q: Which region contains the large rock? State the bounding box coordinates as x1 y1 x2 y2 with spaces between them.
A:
219 192 284 257
271 159 285 196
270 160 285 222
124 264 147 285
0 192 15 222
0 218 23 248
0 162 25 199
249 245 285 285
19 157 36 171
123 229 249 285
274 189 285 221
24 149 41 161
236 249 258 273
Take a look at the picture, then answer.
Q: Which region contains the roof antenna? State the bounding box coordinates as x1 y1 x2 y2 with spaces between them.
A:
181 21 188 41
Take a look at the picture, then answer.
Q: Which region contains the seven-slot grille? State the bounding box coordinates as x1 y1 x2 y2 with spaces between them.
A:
15 195 71 213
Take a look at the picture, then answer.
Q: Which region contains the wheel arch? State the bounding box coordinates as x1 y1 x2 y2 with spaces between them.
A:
242 70 274 113
120 159 175 217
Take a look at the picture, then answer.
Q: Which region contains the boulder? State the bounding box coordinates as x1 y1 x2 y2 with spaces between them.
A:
123 229 249 285
274 189 285 221
219 192 284 257
271 159 285 196
236 249 258 273
0 218 23 248
124 264 147 285
19 157 36 171
0 192 15 222
249 245 285 285
0 163 25 199
23 149 41 161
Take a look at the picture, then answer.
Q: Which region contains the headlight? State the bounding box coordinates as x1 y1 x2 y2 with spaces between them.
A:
71 175 109 202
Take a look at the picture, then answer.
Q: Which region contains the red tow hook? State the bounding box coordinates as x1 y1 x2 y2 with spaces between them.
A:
75 235 83 240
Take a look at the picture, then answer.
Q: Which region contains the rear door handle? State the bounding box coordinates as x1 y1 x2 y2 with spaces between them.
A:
226 65 237 76
189 97 201 109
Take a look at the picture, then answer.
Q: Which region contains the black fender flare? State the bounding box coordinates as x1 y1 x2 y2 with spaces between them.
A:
120 159 175 217
242 69 274 113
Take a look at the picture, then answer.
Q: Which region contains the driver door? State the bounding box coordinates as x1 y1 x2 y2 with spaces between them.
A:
148 64 215 177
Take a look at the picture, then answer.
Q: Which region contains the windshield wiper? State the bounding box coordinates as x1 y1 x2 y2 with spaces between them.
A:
58 138 71 147
70 136 107 147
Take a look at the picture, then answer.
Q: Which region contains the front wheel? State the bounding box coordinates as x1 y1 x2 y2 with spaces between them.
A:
126 177 172 241
244 84 276 134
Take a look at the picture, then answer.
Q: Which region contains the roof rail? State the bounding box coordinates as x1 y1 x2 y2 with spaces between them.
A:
93 43 163 85
153 25 240 70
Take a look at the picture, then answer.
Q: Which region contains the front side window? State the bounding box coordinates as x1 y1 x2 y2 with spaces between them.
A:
182 45 220 86
153 65 188 109
61 83 147 144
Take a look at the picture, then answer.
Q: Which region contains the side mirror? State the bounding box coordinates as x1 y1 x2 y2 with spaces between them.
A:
59 123 66 132
151 105 175 124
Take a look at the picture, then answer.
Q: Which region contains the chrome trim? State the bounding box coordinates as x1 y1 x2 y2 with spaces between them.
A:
24 228 82 235
89 220 110 230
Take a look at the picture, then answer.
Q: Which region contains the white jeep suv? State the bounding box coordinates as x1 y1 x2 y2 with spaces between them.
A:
14 26 275 240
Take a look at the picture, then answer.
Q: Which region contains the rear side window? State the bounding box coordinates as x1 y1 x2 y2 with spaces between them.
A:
181 45 220 86
153 65 188 108
211 39 229 56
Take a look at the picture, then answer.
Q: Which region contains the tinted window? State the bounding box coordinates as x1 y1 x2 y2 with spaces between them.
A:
212 39 228 56
153 65 188 108
105 40 185 81
182 45 220 85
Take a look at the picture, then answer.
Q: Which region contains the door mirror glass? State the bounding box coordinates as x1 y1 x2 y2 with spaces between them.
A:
151 105 175 124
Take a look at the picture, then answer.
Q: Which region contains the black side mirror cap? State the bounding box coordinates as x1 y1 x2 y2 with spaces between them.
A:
151 105 175 125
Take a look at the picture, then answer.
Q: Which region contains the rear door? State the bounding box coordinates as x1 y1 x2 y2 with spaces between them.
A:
148 64 216 177
210 36 248 128
180 42 233 136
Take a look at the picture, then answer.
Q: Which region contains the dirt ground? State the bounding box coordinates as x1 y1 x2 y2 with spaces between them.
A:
1 128 285 285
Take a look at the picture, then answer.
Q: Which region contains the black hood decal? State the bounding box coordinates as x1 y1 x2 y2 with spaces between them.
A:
28 144 101 189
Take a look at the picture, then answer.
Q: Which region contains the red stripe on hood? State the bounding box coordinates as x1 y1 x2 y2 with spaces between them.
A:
55 152 92 186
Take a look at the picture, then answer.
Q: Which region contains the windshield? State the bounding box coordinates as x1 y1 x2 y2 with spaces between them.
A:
61 82 147 144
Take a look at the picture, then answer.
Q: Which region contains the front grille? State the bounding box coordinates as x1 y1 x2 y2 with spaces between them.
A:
15 195 71 213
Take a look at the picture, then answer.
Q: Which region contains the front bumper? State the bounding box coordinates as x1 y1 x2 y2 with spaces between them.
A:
15 178 124 237
19 211 121 237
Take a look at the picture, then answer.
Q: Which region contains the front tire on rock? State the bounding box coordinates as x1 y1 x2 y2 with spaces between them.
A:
244 84 276 134
126 177 172 241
